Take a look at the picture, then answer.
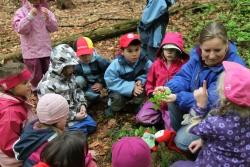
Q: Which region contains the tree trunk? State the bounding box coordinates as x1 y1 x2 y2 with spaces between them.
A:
56 0 75 9
1 19 139 62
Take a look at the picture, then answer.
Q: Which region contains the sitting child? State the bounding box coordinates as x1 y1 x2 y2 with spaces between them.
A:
112 137 152 167
104 33 152 116
75 37 110 104
38 44 96 134
171 61 250 166
136 32 189 129
0 62 32 167
34 131 97 167
13 93 69 166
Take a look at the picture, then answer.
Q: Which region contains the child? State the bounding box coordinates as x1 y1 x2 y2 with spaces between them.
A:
13 93 69 166
171 61 250 167
112 137 152 167
104 33 152 116
12 0 58 90
0 62 32 167
75 37 110 104
138 0 175 60
38 44 96 134
136 32 189 129
34 131 97 167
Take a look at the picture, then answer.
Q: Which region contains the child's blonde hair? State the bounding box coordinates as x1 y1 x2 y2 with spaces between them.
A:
216 72 250 117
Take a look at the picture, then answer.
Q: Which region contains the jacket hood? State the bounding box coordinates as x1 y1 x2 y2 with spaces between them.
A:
49 44 79 75
156 32 189 60
13 121 57 161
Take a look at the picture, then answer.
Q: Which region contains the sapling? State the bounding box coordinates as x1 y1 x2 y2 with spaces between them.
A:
149 88 171 110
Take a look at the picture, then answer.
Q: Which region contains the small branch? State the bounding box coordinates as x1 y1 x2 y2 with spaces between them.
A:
99 16 130 21
59 18 100 27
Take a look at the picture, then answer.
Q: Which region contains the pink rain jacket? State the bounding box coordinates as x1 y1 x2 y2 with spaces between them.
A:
145 32 189 95
12 0 57 59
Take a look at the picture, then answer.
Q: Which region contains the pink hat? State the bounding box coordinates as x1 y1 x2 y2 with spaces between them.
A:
0 69 31 92
112 137 152 167
161 32 184 51
37 94 69 125
119 33 141 48
223 61 250 107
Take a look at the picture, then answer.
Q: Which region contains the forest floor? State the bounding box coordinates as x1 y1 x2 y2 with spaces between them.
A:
1 0 249 166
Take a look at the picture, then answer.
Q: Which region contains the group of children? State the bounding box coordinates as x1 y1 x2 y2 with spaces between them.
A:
0 0 249 166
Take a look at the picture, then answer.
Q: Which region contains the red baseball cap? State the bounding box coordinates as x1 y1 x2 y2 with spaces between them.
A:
119 33 141 48
76 37 94 57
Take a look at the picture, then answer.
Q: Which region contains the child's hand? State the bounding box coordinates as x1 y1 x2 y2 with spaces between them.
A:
91 83 103 92
41 7 49 21
188 138 203 154
75 105 87 120
153 86 169 95
133 83 144 96
135 80 142 87
194 80 208 108
30 7 38 16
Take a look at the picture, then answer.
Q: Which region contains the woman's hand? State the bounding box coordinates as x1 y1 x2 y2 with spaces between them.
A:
153 86 176 103
188 138 203 154
161 93 177 103
193 80 208 108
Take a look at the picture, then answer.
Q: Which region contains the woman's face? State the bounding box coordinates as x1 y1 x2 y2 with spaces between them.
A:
200 38 228 66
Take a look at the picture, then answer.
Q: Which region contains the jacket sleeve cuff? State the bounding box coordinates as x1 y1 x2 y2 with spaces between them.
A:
192 104 208 117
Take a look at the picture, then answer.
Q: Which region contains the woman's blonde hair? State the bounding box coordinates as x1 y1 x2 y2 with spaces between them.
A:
216 72 250 117
198 22 228 45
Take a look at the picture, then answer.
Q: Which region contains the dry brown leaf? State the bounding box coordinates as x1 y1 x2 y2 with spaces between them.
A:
89 141 101 148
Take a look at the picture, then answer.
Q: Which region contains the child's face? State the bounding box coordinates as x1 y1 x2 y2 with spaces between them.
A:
163 48 178 63
13 80 31 98
79 54 92 64
122 45 141 63
56 115 68 131
62 65 74 78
